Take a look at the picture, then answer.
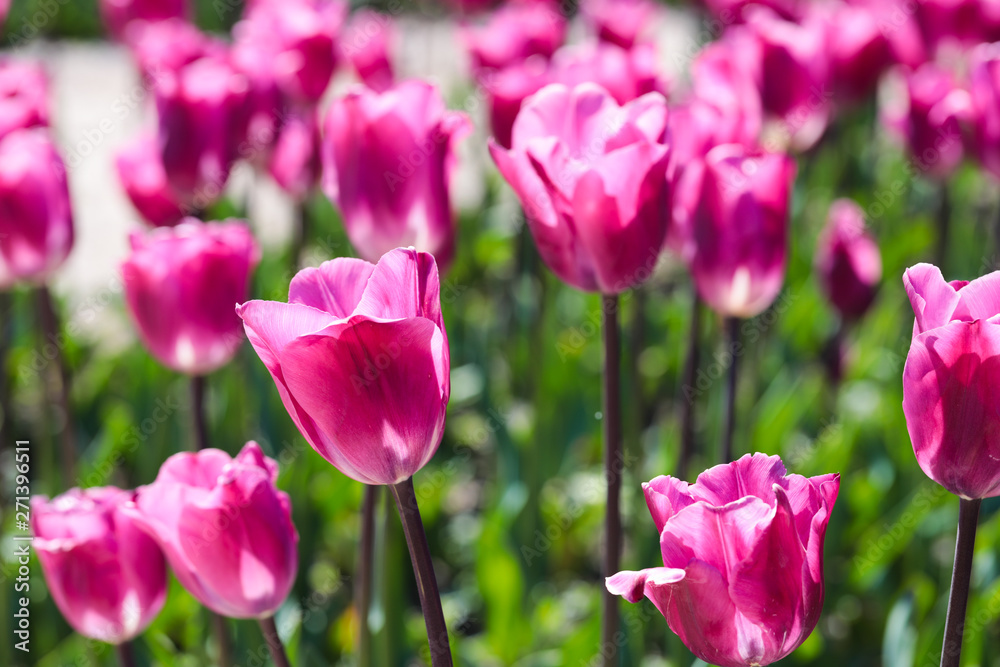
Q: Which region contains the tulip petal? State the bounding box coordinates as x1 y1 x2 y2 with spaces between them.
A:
606 567 685 604
690 453 788 506
642 476 696 532
354 248 444 332
955 270 1000 322
659 496 773 573
289 257 375 317
904 262 962 334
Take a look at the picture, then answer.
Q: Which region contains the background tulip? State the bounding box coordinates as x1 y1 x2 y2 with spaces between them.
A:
490 82 671 294
824 3 893 102
116 134 185 227
121 219 259 375
549 42 666 105
579 0 657 49
482 58 550 149
125 18 223 82
98 0 188 42
32 487 167 644
126 442 298 618
0 128 74 289
341 9 395 93
969 43 1000 180
0 59 48 142
462 1 565 73
238 248 449 486
607 453 839 667
268 110 321 200
690 144 795 318
320 81 470 269
815 199 882 320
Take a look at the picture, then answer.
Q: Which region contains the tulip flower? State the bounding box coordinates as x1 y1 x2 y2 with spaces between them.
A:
239 247 453 665
121 219 259 376
607 453 839 667
0 129 74 289
0 59 48 142
269 110 321 201
969 44 1000 181
32 487 167 644
482 58 550 149
824 3 892 103
914 0 1000 57
126 442 298 619
99 0 188 42
815 199 882 320
154 55 249 207
125 19 224 82
549 41 665 105
579 0 657 49
689 39 762 151
320 81 470 269
115 134 185 227
341 9 395 92
462 1 565 73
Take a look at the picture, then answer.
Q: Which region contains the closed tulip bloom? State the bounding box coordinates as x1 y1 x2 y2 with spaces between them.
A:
99 0 188 42
341 9 395 93
580 0 657 49
125 19 224 82
155 55 249 205
238 248 450 485
321 81 470 269
815 199 882 320
0 129 74 289
607 454 839 667
462 1 565 73
122 219 260 375
825 3 892 102
0 59 48 142
690 144 795 318
269 110 321 200
126 442 298 618
970 44 1000 180
115 134 185 227
690 39 762 150
490 83 671 294
550 41 666 105
903 263 1000 498
32 487 167 644
482 57 550 149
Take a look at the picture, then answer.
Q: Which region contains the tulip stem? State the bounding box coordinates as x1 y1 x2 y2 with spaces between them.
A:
290 199 310 273
940 497 982 667
191 375 209 451
677 293 701 481
601 293 622 667
36 285 75 485
259 616 291 667
358 484 378 667
115 640 136 667
212 611 233 667
936 183 950 271
389 478 452 667
721 317 740 464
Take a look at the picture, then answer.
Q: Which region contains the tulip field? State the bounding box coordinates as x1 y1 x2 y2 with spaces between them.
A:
7 0 1000 666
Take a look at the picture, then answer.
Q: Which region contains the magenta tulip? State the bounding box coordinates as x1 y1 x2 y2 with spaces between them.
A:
579 0 657 49
121 219 260 375
0 129 74 289
0 59 48 142
320 81 470 269
32 487 167 643
115 134 185 227
607 453 839 667
238 248 449 485
99 0 188 42
125 19 223 82
970 44 1000 180
482 58 550 149
269 110 321 200
815 199 881 320
126 442 298 618
689 39 762 151
689 144 795 318
341 9 395 93
462 1 565 73
549 41 665 105
902 263 1000 498
155 55 249 206
824 3 892 102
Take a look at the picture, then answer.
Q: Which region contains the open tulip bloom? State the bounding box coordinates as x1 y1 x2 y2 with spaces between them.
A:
608 454 839 667
239 247 453 665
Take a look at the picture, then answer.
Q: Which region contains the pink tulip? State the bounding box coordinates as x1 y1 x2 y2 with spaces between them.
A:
970 44 1000 180
320 81 470 269
903 263 1000 498
122 219 260 375
237 248 450 485
269 110 321 200
490 83 671 294
341 9 395 93
32 487 167 643
580 0 658 49
155 55 249 205
815 199 881 320
0 59 48 142
481 57 550 149
115 134 185 227
0 129 74 289
231 32 285 169
462 1 565 73
99 0 188 42
125 442 298 618
690 144 796 318
881 63 973 180
701 0 801 21
125 19 224 82
549 41 666 105
824 3 893 102
689 38 763 149
914 0 1000 57
607 453 839 667
847 0 925 69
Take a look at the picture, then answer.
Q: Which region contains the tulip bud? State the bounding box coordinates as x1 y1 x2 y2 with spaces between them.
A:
903 263 1000 499
550 41 666 105
579 0 658 49
0 129 74 289
115 134 186 227
268 110 321 200
320 81 470 270
490 83 671 294
689 144 795 318
126 19 225 82
341 9 395 93
824 3 892 102
32 487 167 644
608 453 839 667
462 2 565 73
99 0 189 42
122 219 260 375
238 248 450 485
815 199 882 320
0 59 48 142
125 442 298 618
